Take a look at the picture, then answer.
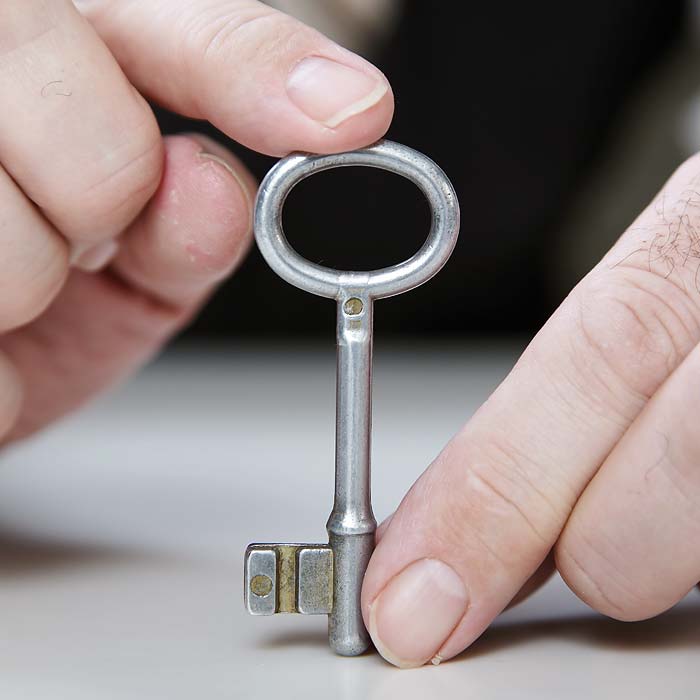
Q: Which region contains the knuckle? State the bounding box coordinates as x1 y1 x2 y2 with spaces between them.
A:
45 121 163 241
470 447 561 541
434 439 568 570
555 527 656 622
576 265 700 400
183 5 307 65
577 157 700 399
77 131 163 235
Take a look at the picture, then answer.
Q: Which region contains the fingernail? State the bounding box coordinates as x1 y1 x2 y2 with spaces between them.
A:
71 239 119 272
286 56 388 128
368 559 468 669
197 151 237 178
197 150 253 227
198 151 251 200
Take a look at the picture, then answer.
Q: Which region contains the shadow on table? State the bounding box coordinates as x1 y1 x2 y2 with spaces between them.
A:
465 599 700 660
259 603 700 658
7 524 695 661
259 629 331 651
0 528 162 577
250 584 700 656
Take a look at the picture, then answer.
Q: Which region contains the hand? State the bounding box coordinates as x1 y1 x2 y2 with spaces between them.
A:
362 154 700 667
0 0 392 442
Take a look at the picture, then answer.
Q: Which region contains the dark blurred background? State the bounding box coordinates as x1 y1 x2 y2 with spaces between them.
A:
154 0 694 338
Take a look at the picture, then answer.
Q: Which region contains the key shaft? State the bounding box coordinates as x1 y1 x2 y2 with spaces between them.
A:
327 294 376 655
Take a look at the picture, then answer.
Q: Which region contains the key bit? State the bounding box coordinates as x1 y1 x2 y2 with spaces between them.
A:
245 544 333 615
245 139 460 656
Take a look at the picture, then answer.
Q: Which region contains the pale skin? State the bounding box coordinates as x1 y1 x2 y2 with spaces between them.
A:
2 0 698 670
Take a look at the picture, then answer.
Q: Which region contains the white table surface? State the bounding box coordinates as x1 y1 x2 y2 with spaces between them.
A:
0 342 697 700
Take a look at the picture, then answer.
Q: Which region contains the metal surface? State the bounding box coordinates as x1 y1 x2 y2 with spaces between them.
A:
245 544 333 615
246 140 460 655
297 547 334 615
244 547 277 615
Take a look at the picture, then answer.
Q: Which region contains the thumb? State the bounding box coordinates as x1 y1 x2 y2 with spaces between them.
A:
75 0 393 155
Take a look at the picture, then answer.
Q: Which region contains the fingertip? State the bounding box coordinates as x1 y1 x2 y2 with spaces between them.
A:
366 558 469 668
283 51 394 154
153 134 254 273
185 133 257 210
113 133 255 306
190 11 395 155
361 438 555 666
321 78 394 154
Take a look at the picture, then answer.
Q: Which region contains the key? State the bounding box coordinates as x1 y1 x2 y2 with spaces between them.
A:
244 139 460 656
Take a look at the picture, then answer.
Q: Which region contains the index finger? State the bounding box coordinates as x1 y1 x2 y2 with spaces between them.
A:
75 0 394 156
361 153 700 667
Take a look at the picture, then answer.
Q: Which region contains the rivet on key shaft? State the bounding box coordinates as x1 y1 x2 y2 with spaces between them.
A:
343 297 364 315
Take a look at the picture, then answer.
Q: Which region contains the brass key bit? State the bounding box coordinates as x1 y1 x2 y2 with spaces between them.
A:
246 545 333 615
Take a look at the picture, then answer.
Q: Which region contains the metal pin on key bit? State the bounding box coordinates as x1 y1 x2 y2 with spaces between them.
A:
244 140 460 656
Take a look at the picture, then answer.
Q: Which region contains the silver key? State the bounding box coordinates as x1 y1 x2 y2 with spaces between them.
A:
244 140 460 656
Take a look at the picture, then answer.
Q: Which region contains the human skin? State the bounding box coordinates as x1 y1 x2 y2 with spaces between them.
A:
0 0 392 439
362 158 700 666
1 0 698 671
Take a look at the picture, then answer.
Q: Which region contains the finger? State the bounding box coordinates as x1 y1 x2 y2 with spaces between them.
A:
0 0 162 245
375 513 394 543
76 0 393 156
361 153 700 667
0 351 23 441
377 512 554 612
556 339 700 620
112 134 255 306
2 134 253 441
0 163 68 331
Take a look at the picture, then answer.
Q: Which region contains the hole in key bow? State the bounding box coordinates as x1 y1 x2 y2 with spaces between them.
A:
282 167 430 272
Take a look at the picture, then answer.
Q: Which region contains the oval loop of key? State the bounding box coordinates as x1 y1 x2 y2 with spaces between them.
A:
254 139 461 301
